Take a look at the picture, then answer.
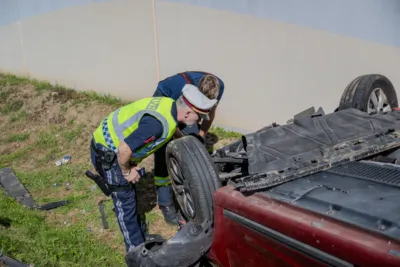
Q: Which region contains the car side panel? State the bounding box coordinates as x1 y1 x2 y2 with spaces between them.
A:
223 214 331 267
207 205 231 267
210 185 400 267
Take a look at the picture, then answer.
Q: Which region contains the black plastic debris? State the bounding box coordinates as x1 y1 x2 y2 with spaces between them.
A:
0 251 30 267
0 167 71 211
98 199 109 229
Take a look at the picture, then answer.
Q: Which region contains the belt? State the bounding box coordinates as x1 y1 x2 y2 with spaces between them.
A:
88 139 135 195
91 138 116 162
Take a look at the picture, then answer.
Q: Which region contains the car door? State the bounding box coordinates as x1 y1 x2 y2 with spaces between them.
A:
223 209 351 267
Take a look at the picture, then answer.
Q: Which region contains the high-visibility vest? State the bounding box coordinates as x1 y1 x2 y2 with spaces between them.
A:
92 97 177 163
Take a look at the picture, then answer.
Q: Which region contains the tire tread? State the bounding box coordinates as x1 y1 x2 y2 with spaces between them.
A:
166 136 221 223
338 74 398 112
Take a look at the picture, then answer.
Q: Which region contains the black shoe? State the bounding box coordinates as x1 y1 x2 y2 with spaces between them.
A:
159 204 178 225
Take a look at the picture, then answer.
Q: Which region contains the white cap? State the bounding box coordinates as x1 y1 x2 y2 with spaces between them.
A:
181 84 218 120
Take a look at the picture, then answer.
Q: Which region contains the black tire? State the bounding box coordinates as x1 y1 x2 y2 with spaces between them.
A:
338 74 398 113
166 135 221 223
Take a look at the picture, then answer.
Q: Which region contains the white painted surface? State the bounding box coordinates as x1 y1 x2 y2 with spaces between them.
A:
156 1 400 131
0 22 27 76
6 0 159 99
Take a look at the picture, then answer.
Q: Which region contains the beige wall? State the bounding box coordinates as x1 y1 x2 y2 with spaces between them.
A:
156 1 400 132
1 0 159 99
0 22 27 76
1 0 400 133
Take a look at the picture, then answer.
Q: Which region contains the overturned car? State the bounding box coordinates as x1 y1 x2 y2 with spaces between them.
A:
126 74 400 267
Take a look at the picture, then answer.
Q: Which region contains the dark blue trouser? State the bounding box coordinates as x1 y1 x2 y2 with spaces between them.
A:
152 89 200 207
90 143 145 252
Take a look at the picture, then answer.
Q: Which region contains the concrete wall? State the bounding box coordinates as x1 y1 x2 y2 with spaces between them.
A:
1 0 400 132
0 0 158 99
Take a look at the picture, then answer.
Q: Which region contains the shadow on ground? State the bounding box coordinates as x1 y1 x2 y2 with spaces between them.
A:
0 216 11 228
136 170 158 215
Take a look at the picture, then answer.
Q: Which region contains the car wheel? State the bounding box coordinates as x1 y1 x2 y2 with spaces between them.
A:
338 74 398 114
166 135 221 223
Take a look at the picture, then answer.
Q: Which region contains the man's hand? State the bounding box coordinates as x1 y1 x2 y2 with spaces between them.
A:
198 129 206 138
121 166 142 183
200 105 217 137
117 141 141 183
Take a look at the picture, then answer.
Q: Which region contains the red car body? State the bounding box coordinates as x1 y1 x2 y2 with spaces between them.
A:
207 184 400 267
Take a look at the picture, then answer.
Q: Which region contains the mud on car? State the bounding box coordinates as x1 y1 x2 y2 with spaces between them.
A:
126 74 400 267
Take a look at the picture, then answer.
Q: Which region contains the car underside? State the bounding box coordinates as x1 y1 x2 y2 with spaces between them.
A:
125 74 400 267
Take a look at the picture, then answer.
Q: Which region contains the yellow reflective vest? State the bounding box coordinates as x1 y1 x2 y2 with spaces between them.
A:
92 97 177 163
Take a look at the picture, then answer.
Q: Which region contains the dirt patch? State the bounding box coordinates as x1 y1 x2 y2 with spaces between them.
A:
0 144 16 155
51 89 81 103
147 206 177 238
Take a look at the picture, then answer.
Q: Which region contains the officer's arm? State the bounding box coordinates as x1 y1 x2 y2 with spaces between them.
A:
199 79 224 137
118 115 163 170
117 141 133 172
199 104 217 137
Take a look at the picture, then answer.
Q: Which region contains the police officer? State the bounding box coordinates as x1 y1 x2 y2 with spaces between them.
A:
152 71 225 225
89 84 217 253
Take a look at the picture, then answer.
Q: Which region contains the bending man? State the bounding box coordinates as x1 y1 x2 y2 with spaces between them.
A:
152 71 224 225
89 85 217 253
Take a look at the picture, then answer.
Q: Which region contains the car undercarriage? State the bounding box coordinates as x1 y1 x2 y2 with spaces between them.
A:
216 107 400 193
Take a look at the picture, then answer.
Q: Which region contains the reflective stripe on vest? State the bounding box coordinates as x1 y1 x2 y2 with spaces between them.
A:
93 97 176 162
101 116 117 152
154 176 171 186
110 108 170 156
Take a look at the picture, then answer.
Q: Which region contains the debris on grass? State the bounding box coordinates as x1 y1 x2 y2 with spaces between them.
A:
98 199 110 230
0 252 31 267
55 155 71 166
0 167 72 211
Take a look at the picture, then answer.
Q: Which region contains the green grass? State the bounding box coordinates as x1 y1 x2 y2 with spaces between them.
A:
0 150 127 266
62 124 85 143
80 91 124 106
35 131 59 148
209 126 243 139
0 191 125 267
0 73 125 108
1 100 24 115
0 73 30 86
0 145 34 169
8 109 29 122
5 133 30 143
0 90 11 101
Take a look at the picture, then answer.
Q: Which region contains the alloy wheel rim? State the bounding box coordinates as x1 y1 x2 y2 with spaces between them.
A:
367 88 391 114
169 157 195 219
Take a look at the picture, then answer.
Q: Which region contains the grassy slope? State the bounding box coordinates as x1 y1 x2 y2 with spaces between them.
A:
0 73 241 267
